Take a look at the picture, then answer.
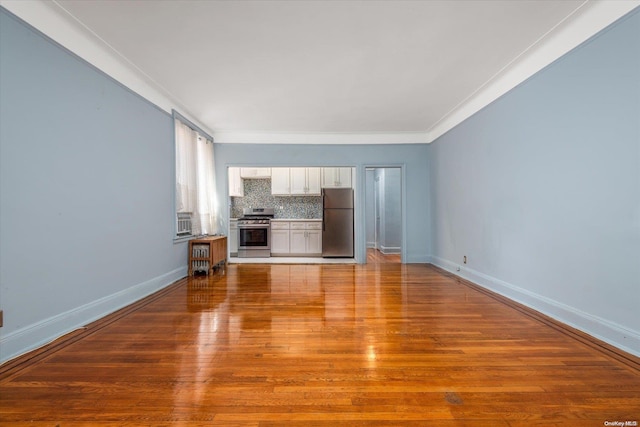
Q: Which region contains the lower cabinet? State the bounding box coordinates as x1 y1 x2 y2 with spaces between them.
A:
307 229 322 254
270 221 321 256
270 221 290 255
290 222 322 255
289 229 307 254
229 220 238 256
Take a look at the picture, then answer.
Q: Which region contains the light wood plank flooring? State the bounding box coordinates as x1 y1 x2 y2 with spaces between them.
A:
1 263 638 425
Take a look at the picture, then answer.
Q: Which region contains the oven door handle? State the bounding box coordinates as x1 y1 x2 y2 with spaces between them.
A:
238 224 270 228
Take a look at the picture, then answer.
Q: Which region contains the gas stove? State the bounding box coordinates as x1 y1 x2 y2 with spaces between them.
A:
238 207 274 225
237 208 274 258
238 218 271 224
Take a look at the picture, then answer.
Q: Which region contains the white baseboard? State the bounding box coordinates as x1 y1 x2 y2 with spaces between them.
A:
0 266 187 363
366 242 376 248
380 245 401 254
429 256 640 357
405 253 430 263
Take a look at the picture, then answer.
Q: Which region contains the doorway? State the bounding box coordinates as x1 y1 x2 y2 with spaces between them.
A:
365 167 402 264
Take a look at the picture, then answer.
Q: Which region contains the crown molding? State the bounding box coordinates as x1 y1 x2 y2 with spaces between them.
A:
211 131 429 145
3 0 637 145
0 0 214 136
427 0 640 143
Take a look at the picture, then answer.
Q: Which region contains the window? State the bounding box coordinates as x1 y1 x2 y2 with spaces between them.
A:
174 112 217 238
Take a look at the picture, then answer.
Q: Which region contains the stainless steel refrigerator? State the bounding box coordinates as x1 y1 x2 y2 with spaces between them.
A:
322 188 354 257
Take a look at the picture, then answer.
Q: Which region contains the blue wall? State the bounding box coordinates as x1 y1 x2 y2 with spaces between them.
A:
2 3 638 362
429 10 640 355
214 143 430 263
0 9 188 362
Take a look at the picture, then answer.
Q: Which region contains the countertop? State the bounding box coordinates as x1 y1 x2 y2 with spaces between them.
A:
271 218 322 222
230 218 321 222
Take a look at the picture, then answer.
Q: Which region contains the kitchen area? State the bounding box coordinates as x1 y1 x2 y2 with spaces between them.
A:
227 167 355 263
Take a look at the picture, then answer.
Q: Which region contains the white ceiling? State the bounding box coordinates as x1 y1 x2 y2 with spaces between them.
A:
8 1 638 142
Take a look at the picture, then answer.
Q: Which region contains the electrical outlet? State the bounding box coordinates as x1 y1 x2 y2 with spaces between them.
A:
463 255 467 264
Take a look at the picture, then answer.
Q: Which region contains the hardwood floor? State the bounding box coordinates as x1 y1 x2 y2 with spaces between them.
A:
1 263 639 425
367 248 401 263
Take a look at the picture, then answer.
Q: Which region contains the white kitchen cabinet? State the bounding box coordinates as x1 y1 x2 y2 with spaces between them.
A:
270 221 290 254
306 228 322 254
229 220 238 255
290 167 321 195
271 167 290 195
306 168 321 194
322 167 352 188
240 167 271 179
228 167 244 197
290 229 307 254
272 167 320 195
289 222 322 255
289 168 306 194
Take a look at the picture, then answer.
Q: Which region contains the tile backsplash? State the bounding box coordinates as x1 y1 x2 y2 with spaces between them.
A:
231 179 322 219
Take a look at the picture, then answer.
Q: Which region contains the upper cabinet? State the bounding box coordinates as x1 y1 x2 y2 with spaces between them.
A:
271 167 290 195
322 167 352 188
272 167 321 195
240 168 271 179
290 167 321 195
229 167 244 197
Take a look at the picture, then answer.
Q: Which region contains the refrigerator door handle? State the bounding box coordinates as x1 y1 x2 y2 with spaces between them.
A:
322 195 325 231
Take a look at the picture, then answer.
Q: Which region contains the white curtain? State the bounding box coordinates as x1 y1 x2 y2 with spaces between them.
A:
175 118 217 236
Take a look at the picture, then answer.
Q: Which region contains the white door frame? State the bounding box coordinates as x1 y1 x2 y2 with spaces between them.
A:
363 165 404 263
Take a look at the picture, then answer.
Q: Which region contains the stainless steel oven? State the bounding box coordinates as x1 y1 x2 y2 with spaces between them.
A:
237 208 274 258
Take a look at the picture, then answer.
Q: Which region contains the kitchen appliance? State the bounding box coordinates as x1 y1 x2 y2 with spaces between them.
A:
238 207 274 258
322 188 354 257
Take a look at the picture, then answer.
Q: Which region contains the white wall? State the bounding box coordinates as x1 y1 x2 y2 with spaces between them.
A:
365 169 375 248
0 9 188 362
429 9 640 356
381 168 402 253
375 169 386 250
